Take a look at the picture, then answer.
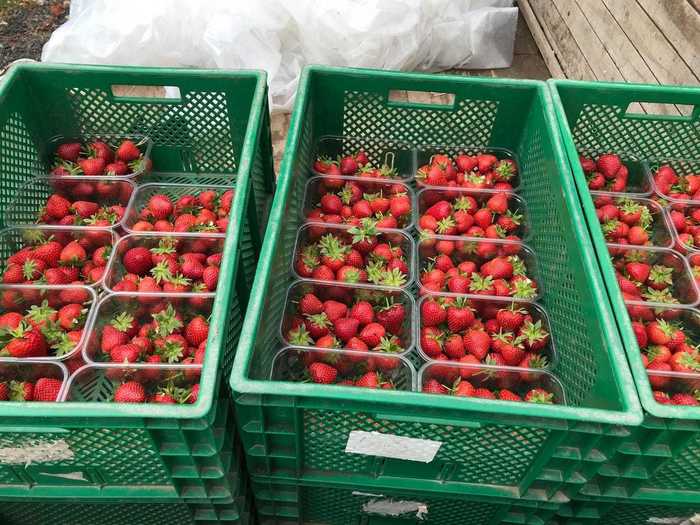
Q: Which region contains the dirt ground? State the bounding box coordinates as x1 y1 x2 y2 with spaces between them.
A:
0 0 68 68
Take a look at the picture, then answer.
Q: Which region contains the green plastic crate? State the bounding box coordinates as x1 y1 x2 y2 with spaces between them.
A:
549 79 700 499
252 476 560 525
552 494 700 524
230 66 642 502
0 63 274 496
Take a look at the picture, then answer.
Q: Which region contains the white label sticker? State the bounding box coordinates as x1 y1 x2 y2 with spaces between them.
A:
0 439 74 465
647 515 700 525
362 498 428 519
345 431 442 463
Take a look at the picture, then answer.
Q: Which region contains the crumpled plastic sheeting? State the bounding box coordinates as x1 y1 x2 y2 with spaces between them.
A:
42 0 518 111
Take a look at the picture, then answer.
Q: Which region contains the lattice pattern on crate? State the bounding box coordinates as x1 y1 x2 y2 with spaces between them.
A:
342 91 498 148
518 107 598 406
571 103 700 160
0 501 195 525
0 113 42 225
646 432 700 489
303 410 549 485
565 500 700 524
65 87 238 173
0 428 170 485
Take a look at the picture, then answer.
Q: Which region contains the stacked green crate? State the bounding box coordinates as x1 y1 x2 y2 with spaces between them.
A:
0 63 275 522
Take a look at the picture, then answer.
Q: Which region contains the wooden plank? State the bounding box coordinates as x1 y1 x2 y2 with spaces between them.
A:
519 0 565 78
551 0 623 81
636 0 700 77
602 0 699 86
573 0 678 115
528 0 595 80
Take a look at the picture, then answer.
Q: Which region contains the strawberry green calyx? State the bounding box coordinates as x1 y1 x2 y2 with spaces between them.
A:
452 296 472 310
466 173 486 185
167 273 192 287
158 340 184 364
318 234 349 262
507 255 527 276
22 260 39 280
602 219 621 236
52 332 77 356
468 273 494 293
150 261 174 283
192 223 219 233
363 192 381 203
304 312 331 329
492 224 507 238
379 268 407 287
520 319 548 344
379 165 398 178
288 325 313 346
301 244 320 269
339 184 354 205
9 380 31 401
504 209 522 225
642 288 678 304
494 160 515 180
348 218 379 244
151 238 177 256
26 300 57 324
111 312 134 332
152 305 183 337
436 217 456 234
512 278 537 299
366 260 386 285
649 265 674 287
374 335 403 353
525 388 554 404
453 196 474 212
22 229 47 245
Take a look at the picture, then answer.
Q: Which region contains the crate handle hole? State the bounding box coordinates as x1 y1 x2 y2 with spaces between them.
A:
624 102 697 120
111 85 182 102
388 90 456 109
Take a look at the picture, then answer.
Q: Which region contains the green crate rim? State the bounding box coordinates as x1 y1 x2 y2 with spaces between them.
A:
230 65 642 426
548 78 700 420
0 63 268 420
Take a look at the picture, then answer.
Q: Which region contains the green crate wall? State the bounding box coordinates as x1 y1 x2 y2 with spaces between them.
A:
0 63 274 499
549 79 700 500
252 476 560 525
552 495 700 524
230 66 642 503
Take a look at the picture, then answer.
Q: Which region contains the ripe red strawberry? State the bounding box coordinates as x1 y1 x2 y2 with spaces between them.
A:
426 201 452 220
486 193 508 214
185 316 209 346
350 301 374 325
481 257 513 279
499 389 522 402
2 264 24 284
421 298 446 327
472 387 496 399
359 322 385 348
670 350 700 373
0 383 7 401
80 157 106 176
323 300 348 322
148 194 173 219
60 241 87 265
111 343 141 363
0 312 23 330
646 321 672 345
422 378 449 394
114 381 146 403
309 362 337 384
463 329 491 360
58 303 85 330
9 380 34 401
376 302 405 333
116 140 141 162
33 378 62 402
420 326 444 357
45 194 71 219
354 371 380 389
496 305 526 330
299 293 323 315
444 333 465 359
56 142 82 162
597 154 622 179
653 391 671 404
123 247 153 274
333 317 360 343
446 298 474 332
671 393 699 406
2 325 47 358
453 379 475 396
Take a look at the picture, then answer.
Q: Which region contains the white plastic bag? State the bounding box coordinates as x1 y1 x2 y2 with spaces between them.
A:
42 0 518 111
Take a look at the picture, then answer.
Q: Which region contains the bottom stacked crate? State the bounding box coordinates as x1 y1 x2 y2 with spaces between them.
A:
552 495 700 524
251 476 561 525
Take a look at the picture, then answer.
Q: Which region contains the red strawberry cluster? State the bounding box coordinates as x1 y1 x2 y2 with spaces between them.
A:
0 376 63 402
421 362 556 403
295 220 410 287
94 303 209 366
579 153 631 192
285 288 407 354
594 195 666 246
416 152 517 190
36 180 133 227
52 139 149 178
418 189 524 240
666 203 700 253
611 248 690 305
419 239 538 299
653 164 700 201
2 230 113 286
313 150 399 179
279 347 407 389
109 237 221 295
131 189 233 234
111 373 199 404
629 306 700 406
0 287 91 359
306 177 412 229
419 296 550 367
